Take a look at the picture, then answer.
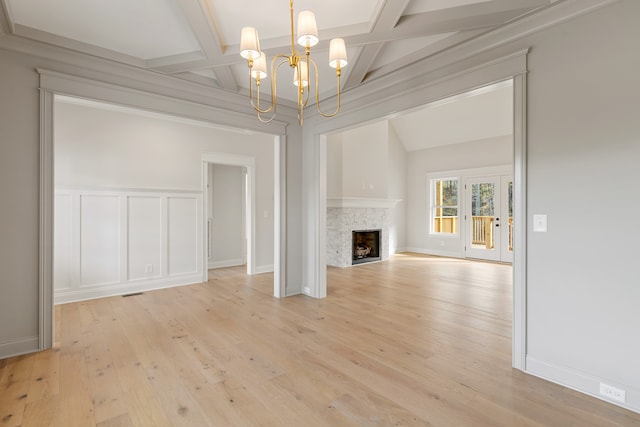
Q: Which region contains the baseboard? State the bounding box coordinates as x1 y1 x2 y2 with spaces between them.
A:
0 336 39 359
54 273 203 304
526 356 640 414
254 264 274 274
208 258 244 269
403 247 463 258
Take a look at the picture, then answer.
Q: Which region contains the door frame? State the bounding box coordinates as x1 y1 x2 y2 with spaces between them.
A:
303 51 528 370
201 154 256 277
464 174 513 262
38 69 289 351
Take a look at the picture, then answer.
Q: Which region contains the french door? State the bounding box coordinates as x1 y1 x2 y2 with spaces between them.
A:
465 175 513 262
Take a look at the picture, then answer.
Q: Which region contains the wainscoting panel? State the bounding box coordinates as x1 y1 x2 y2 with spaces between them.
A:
54 189 202 304
128 196 162 280
54 193 73 291
80 194 121 287
167 197 198 276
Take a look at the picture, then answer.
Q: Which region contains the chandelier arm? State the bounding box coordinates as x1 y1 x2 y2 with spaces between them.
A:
301 53 312 108
315 63 342 118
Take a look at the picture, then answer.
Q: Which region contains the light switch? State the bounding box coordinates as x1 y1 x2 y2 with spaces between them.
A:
533 214 547 232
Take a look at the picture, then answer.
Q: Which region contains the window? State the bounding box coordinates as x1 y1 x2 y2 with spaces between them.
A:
431 178 459 234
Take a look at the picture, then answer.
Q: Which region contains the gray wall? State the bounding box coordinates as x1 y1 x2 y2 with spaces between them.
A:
0 49 40 355
522 0 640 400
210 164 245 267
0 0 639 412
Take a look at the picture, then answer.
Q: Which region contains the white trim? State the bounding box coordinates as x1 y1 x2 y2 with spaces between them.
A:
208 259 245 269
404 247 464 259
201 153 256 278
512 72 528 371
526 356 640 413
54 273 203 305
39 88 54 351
274 135 287 298
254 264 275 274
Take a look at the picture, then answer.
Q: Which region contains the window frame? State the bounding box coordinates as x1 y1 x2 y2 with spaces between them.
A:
429 176 460 236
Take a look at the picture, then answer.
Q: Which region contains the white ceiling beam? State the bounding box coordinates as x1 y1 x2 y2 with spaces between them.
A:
0 0 14 34
347 6 543 46
152 0 550 78
172 0 237 91
363 29 487 82
343 0 412 90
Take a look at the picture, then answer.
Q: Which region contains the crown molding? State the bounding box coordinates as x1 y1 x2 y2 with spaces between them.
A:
0 31 298 127
305 0 618 128
327 198 401 209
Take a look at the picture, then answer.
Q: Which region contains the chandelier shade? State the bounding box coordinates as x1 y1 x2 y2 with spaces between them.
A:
297 11 319 47
239 27 261 60
329 38 348 69
239 0 347 125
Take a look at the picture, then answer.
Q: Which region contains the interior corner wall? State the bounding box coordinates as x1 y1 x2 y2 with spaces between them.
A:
405 135 512 257
387 125 407 252
326 133 344 198
517 0 640 412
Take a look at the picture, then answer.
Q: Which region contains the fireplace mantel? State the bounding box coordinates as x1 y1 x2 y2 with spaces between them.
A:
327 197 401 209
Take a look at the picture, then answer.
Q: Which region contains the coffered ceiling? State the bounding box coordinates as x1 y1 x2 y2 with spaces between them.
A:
1 0 554 104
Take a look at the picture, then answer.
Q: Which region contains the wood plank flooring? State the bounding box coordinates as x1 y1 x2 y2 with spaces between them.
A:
2 253 639 426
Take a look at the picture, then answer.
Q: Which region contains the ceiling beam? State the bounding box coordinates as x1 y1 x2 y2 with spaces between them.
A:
152 0 549 76
343 0 412 90
0 0 14 34
172 0 237 91
363 29 487 83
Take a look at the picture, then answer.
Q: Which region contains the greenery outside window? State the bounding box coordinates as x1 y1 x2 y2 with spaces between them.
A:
431 178 459 234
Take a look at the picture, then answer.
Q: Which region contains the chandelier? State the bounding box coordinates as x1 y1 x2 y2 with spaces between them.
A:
240 0 348 125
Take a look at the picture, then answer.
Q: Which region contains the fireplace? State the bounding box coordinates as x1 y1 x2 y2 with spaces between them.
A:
352 229 381 265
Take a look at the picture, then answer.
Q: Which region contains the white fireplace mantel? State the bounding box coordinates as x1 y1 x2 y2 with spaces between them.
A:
327 197 401 209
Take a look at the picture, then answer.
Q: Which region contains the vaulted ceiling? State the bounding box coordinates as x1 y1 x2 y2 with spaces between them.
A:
1 0 554 104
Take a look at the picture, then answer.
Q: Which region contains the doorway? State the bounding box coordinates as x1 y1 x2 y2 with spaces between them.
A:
205 163 248 272
465 175 513 262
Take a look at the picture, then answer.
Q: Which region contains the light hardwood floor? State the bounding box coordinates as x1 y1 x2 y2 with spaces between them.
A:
1 253 639 426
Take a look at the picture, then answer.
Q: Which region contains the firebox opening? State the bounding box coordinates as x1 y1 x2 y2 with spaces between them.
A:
352 229 381 265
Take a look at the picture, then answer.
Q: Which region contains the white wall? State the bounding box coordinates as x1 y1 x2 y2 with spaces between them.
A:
405 135 512 256
209 164 245 268
326 120 407 253
340 121 389 198
53 99 274 302
387 125 407 253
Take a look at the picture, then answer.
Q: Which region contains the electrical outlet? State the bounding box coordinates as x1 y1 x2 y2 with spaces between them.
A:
145 264 153 274
303 287 311 295
600 383 626 404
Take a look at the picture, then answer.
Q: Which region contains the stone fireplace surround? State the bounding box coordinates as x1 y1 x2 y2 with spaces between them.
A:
326 198 399 268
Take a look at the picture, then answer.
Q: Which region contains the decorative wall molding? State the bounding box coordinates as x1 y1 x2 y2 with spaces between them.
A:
54 188 203 304
208 259 245 269
327 197 401 209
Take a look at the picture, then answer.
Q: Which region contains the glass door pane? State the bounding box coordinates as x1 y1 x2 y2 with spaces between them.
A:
465 176 501 261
